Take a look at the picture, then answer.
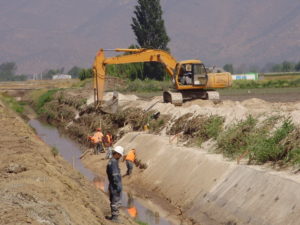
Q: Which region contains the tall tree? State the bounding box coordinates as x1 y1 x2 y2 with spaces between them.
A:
131 0 170 80
223 64 234 74
68 66 82 78
295 61 300 72
0 62 17 81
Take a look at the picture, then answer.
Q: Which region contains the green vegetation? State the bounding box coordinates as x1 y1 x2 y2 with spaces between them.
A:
118 79 171 93
42 68 65 80
217 116 300 166
0 93 25 113
167 114 225 145
223 64 234 73
135 220 149 225
271 61 300 72
217 115 258 158
0 62 27 81
79 68 93 80
35 89 59 114
68 66 82 79
51 147 59 157
107 61 144 80
56 91 86 109
232 79 300 89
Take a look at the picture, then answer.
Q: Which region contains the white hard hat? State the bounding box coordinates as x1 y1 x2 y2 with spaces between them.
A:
113 146 124 156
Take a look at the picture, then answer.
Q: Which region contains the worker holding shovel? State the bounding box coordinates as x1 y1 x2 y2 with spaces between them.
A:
106 146 124 223
88 128 104 154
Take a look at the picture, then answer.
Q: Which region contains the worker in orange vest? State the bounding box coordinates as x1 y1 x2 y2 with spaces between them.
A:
89 128 104 154
123 149 136 176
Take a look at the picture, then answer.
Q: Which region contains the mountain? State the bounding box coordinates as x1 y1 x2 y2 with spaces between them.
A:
0 0 299 74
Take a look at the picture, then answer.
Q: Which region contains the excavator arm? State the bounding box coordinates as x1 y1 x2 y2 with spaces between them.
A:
93 48 177 104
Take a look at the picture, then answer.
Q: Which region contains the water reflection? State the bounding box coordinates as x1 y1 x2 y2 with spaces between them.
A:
127 192 138 218
93 176 105 192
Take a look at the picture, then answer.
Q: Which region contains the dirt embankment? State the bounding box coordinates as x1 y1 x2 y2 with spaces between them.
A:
0 101 135 225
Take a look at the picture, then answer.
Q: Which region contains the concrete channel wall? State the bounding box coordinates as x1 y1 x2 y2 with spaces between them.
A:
117 133 300 225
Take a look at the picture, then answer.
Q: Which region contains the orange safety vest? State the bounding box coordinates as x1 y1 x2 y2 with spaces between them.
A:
125 150 136 162
91 131 103 144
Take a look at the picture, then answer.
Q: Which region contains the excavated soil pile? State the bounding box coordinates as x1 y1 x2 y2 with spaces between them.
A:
37 90 170 147
0 100 135 225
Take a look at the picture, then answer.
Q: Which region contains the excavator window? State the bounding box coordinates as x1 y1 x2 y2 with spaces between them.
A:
193 64 208 86
178 64 207 86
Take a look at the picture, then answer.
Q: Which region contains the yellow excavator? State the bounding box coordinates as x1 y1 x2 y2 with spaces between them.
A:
93 48 232 108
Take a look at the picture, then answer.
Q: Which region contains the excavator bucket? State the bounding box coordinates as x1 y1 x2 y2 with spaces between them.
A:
99 91 119 114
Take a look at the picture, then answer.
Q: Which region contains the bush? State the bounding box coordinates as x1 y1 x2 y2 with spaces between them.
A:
36 89 59 113
51 147 59 157
217 115 257 158
217 116 300 166
118 79 171 93
79 68 93 81
0 94 25 113
167 114 225 145
248 119 294 164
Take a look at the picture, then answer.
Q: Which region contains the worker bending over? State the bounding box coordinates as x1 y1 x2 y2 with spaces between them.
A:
89 128 104 154
106 146 124 223
123 148 136 176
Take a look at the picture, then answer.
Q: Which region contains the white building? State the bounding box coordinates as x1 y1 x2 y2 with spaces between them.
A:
52 74 72 80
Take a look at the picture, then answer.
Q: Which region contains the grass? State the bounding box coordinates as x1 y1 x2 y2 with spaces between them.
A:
217 116 300 166
51 147 59 157
167 114 225 145
35 89 59 114
71 78 92 88
117 79 172 93
135 220 149 225
217 115 257 158
0 93 25 113
231 79 300 89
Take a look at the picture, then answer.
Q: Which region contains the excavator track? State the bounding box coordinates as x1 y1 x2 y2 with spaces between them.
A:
163 90 220 106
163 91 183 106
206 91 220 100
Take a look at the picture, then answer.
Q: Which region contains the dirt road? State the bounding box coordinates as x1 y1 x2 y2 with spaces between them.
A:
0 101 134 225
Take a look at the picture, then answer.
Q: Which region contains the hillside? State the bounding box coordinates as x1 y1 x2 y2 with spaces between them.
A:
0 0 300 73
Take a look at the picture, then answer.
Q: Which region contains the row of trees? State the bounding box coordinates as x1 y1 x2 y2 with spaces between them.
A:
270 61 300 73
223 61 300 74
0 62 93 81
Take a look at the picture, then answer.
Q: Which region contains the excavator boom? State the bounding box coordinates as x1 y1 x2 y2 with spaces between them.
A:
93 48 177 104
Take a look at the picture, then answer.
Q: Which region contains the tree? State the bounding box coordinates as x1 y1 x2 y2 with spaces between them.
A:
223 64 234 74
79 68 93 81
0 62 17 81
271 63 282 72
68 66 82 78
281 61 294 72
131 0 170 80
295 61 300 72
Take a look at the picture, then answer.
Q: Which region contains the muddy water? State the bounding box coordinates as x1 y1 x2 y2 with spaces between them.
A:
29 119 178 225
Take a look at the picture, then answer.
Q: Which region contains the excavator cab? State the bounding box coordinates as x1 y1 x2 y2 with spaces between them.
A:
178 63 208 86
